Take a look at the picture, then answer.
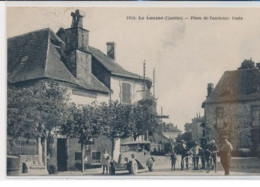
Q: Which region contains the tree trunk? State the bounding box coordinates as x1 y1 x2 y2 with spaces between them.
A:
111 138 115 159
81 142 85 172
134 134 137 141
37 137 42 164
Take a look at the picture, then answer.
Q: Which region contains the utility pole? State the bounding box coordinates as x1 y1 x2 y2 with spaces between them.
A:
143 60 146 100
143 61 149 141
161 106 163 147
153 68 155 98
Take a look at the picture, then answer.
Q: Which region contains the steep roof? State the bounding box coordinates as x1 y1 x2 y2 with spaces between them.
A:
8 28 110 93
204 68 260 104
88 46 152 83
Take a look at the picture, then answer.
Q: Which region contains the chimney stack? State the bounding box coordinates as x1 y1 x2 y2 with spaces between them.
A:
207 83 214 97
106 42 116 60
56 10 91 81
57 9 89 51
71 10 85 28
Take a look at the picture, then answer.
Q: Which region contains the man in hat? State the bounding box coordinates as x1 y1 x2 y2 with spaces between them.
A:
220 137 233 175
208 140 218 170
206 139 218 172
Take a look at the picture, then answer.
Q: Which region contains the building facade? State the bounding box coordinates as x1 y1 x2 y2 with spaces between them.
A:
184 116 205 142
8 10 152 172
202 60 260 156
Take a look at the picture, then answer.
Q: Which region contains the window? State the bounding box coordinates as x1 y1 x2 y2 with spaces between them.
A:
75 152 82 160
122 83 131 104
216 107 225 129
92 152 101 160
252 106 260 127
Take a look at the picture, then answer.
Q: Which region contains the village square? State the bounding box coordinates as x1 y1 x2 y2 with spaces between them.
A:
6 8 260 177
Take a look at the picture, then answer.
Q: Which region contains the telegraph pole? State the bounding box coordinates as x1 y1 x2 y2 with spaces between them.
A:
161 106 163 146
143 60 146 100
153 68 155 97
143 61 149 140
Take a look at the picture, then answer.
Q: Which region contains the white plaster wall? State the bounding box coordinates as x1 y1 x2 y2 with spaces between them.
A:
68 87 110 105
110 76 147 104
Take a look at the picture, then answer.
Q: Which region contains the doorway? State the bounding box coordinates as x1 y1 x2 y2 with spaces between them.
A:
57 138 67 171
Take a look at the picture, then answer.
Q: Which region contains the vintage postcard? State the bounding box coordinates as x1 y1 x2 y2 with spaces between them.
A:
5 6 260 178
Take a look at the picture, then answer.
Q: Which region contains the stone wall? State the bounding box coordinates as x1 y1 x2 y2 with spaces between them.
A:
204 100 260 152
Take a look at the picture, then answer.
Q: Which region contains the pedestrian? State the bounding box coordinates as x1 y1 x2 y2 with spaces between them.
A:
200 138 208 169
191 141 202 170
204 140 212 169
207 139 218 171
220 137 233 175
101 149 110 174
170 151 177 171
180 140 189 170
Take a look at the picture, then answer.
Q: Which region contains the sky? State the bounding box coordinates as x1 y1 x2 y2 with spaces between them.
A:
7 7 260 131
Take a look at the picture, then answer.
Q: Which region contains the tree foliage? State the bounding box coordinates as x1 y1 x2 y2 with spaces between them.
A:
60 102 102 144
7 80 69 140
238 59 256 70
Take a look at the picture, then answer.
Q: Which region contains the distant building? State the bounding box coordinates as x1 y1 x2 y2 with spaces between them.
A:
184 116 205 142
184 123 192 132
202 60 260 156
149 123 182 153
191 116 204 142
8 10 152 172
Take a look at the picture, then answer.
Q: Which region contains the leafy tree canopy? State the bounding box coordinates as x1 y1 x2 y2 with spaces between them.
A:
7 80 69 140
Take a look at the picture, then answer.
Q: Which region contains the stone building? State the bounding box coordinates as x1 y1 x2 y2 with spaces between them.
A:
7 10 152 173
184 115 205 142
191 116 204 142
202 60 260 156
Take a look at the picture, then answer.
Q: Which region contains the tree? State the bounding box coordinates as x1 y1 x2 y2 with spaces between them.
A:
133 97 158 140
7 80 70 156
238 59 256 70
61 102 102 172
101 98 158 159
100 101 133 159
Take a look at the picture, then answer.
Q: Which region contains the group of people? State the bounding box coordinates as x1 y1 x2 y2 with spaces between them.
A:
170 136 233 175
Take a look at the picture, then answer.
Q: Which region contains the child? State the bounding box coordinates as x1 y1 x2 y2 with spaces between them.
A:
170 151 177 171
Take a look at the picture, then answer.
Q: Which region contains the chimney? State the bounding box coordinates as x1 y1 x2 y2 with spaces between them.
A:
106 42 116 60
56 10 92 82
57 9 89 51
207 83 214 97
71 10 85 28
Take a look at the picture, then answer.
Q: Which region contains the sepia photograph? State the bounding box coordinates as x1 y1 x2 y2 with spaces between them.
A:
6 6 260 178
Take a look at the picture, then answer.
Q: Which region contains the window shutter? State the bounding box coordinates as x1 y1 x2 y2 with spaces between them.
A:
122 83 131 104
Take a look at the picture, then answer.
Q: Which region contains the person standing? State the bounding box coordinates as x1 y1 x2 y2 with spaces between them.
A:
207 140 218 171
180 140 189 170
101 149 110 174
200 138 208 169
204 140 212 169
191 141 202 170
170 151 177 171
220 137 233 175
